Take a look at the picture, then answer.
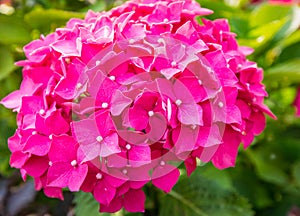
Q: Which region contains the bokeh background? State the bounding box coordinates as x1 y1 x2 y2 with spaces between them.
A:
0 0 300 215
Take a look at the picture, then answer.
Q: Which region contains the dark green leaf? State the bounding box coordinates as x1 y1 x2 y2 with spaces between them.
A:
159 171 254 216
0 15 31 45
24 7 85 33
0 45 16 81
74 191 103 216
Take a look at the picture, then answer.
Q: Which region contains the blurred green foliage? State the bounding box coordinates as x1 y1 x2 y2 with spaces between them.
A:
0 0 300 215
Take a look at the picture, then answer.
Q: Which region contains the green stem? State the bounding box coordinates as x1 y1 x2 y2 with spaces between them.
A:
168 190 209 216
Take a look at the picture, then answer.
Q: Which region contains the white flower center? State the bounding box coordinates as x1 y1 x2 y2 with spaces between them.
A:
96 136 103 142
218 102 224 108
101 102 109 109
175 99 182 106
109 76 116 81
122 169 128 174
125 144 131 150
71 160 77 167
96 173 103 179
160 160 166 166
148 111 154 117
39 109 45 115
49 134 53 140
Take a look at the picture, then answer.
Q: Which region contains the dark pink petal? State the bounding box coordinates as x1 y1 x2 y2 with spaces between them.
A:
44 187 64 200
23 134 51 156
93 181 116 205
49 135 77 162
128 145 151 167
47 162 71 188
23 156 48 178
10 151 29 168
124 189 146 212
69 164 88 191
152 164 180 193
100 196 123 213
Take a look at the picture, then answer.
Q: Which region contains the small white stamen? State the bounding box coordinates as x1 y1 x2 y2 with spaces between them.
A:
160 160 166 166
129 39 135 44
101 102 109 109
96 136 103 142
220 30 223 35
96 60 101 66
65 58 71 64
122 169 128 174
241 131 246 136
49 134 53 140
49 161 53 166
253 97 257 102
191 125 197 130
104 187 108 191
96 173 103 179
76 83 82 89
171 61 177 67
218 102 224 108
125 144 131 150
157 38 164 44
198 80 202 85
71 160 77 167
163 18 169 23
39 109 45 115
32 131 37 135
237 64 242 69
109 75 116 81
148 111 154 117
227 63 230 68
175 99 182 106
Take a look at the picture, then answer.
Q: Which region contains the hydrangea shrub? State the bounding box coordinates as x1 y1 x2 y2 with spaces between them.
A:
0 0 275 213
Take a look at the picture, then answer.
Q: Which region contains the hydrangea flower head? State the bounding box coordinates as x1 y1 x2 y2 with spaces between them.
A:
0 0 275 213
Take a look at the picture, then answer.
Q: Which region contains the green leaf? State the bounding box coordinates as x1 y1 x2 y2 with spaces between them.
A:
0 15 31 45
24 7 85 33
159 172 254 216
264 59 300 86
247 148 289 186
249 4 291 28
292 161 300 187
0 45 16 81
74 191 104 216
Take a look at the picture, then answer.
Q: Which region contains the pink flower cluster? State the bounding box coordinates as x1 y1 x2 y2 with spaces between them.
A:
1 0 275 213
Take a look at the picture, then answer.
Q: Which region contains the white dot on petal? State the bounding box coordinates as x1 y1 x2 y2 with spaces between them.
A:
163 18 168 23
96 136 103 142
237 64 242 69
65 58 71 64
129 39 135 44
122 169 128 174
109 76 116 81
96 173 103 179
49 134 53 140
218 102 224 108
160 160 166 166
198 80 203 85
39 109 45 115
71 160 77 167
76 83 82 89
157 38 164 44
220 30 223 35
32 131 37 135
101 102 109 109
242 131 246 136
104 187 108 191
125 144 131 150
148 111 154 117
171 61 177 67
175 99 182 106
96 60 101 66
49 161 53 166
191 125 197 130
